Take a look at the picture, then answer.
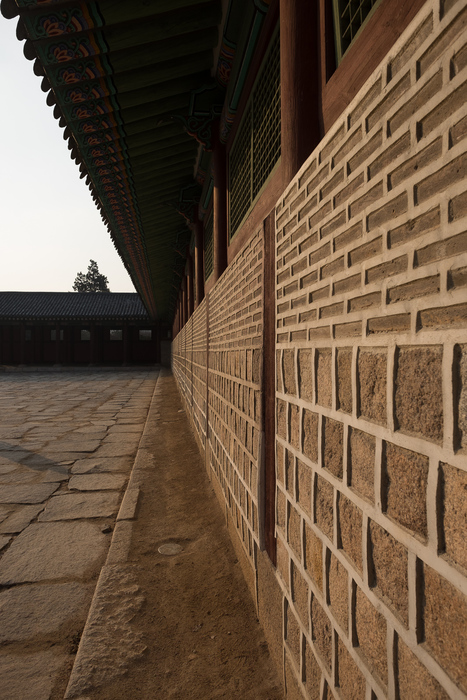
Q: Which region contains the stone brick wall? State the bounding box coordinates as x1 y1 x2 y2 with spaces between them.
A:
173 1 467 697
173 232 264 570
275 1 467 697
172 312 191 417
208 229 264 565
172 299 208 453
191 299 208 451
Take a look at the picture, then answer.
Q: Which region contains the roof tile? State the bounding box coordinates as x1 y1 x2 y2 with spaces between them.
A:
0 292 150 322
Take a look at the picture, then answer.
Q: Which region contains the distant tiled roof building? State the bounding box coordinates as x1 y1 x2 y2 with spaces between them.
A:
0 292 150 322
0 292 162 366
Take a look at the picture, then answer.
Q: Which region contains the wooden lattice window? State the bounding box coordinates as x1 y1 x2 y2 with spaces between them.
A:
333 0 382 63
204 212 214 281
229 30 281 238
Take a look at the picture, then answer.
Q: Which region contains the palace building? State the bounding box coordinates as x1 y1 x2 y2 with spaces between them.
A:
1 0 466 697
0 292 163 365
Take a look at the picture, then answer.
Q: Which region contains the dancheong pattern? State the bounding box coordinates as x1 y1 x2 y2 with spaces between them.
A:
26 2 154 313
47 57 112 86
22 5 103 39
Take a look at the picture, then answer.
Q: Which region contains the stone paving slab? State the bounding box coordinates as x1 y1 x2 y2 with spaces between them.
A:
108 424 143 433
0 451 32 466
69 474 127 491
40 467 71 482
0 483 60 504
38 492 120 521
0 582 93 642
74 426 108 435
0 471 40 484
27 451 90 464
0 504 45 534
0 650 70 700
45 440 102 453
0 521 109 584
0 535 12 551
103 433 141 444
0 505 12 521
92 443 138 458
0 464 16 474
71 456 132 474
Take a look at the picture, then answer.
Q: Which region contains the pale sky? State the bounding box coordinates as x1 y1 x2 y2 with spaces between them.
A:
0 16 136 293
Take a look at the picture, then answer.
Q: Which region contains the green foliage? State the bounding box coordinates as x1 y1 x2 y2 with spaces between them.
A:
72 260 110 292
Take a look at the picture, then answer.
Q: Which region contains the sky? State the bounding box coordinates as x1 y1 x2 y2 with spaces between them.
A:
0 16 136 293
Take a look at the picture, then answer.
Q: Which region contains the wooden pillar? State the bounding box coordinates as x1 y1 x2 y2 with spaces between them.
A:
155 324 161 364
212 122 227 283
263 209 277 564
194 217 205 308
123 323 130 365
10 325 14 364
55 324 60 364
187 253 194 318
89 323 96 365
67 327 74 364
39 326 45 364
34 326 41 364
183 276 189 327
19 323 25 364
280 0 321 183
180 280 186 329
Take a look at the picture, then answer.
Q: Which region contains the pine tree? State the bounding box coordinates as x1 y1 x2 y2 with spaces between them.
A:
72 260 110 292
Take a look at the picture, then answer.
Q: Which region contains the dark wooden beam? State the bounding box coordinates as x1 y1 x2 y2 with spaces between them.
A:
114 51 213 94
120 72 210 111
103 1 221 52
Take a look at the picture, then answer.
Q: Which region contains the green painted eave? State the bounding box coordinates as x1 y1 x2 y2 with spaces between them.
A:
1 0 273 321
1 0 223 320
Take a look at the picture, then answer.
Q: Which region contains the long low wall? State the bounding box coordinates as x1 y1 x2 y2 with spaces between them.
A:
173 229 265 584
173 1 467 698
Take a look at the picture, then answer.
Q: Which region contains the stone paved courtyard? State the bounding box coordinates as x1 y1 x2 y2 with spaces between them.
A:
0 368 283 700
0 369 159 700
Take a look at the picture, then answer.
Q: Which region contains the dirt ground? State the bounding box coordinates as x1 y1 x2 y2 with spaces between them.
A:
73 373 284 700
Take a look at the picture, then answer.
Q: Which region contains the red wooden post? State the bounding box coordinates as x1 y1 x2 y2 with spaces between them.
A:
212 121 227 283
123 323 130 365
187 253 194 318
194 217 204 308
181 277 187 328
55 324 60 364
19 324 25 364
280 0 321 183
